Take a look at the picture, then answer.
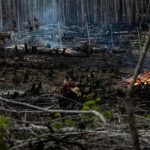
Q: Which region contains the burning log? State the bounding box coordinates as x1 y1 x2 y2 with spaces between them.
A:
124 70 150 86
116 70 150 97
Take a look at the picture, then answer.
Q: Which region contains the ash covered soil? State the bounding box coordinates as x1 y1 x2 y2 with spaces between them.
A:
0 50 150 150
0 51 134 99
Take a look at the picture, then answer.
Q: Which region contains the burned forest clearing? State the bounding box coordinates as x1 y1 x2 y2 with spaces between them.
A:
0 0 150 149
0 32 150 149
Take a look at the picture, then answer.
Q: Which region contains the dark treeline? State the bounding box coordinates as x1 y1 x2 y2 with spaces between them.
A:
0 0 150 31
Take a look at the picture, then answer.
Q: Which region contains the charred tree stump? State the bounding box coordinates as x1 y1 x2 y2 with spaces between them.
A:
24 43 29 53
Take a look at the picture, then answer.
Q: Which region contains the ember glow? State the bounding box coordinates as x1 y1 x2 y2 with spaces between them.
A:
125 71 150 86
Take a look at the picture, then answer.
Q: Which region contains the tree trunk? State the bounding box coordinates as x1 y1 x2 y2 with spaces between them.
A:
0 0 3 30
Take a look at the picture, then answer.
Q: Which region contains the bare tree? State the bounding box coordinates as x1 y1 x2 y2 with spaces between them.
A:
125 32 150 150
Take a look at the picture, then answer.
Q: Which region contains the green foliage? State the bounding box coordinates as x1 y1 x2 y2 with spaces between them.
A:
80 98 114 129
52 98 112 130
0 116 9 138
103 110 113 120
131 42 139 49
0 141 8 150
140 36 146 46
80 113 101 129
80 98 102 128
64 119 75 127
0 116 9 129
82 98 100 111
145 114 150 119
95 97 101 103
52 113 63 130
53 121 63 130
54 113 61 118
131 36 146 50
53 118 75 130
0 115 9 150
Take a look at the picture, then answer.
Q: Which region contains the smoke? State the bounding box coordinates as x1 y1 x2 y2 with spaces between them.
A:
38 0 61 26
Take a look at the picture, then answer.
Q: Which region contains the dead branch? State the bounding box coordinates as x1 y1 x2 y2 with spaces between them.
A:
125 33 150 150
0 96 106 125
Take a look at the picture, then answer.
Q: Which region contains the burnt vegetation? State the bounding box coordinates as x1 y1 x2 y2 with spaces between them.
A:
0 0 150 150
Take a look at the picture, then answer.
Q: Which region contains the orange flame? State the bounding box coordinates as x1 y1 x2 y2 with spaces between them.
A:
125 71 150 86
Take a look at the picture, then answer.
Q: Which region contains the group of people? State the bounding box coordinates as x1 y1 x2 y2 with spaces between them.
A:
11 17 40 32
27 17 40 32
0 17 40 49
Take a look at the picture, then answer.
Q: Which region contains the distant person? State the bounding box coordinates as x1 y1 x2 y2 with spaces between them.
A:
64 82 81 98
59 85 81 110
62 48 66 55
4 33 11 47
12 20 17 32
8 31 16 45
27 20 33 32
33 17 40 30
64 86 81 100
0 36 5 49
61 77 75 96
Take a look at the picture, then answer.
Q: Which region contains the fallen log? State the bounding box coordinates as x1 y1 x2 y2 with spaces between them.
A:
0 96 106 125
